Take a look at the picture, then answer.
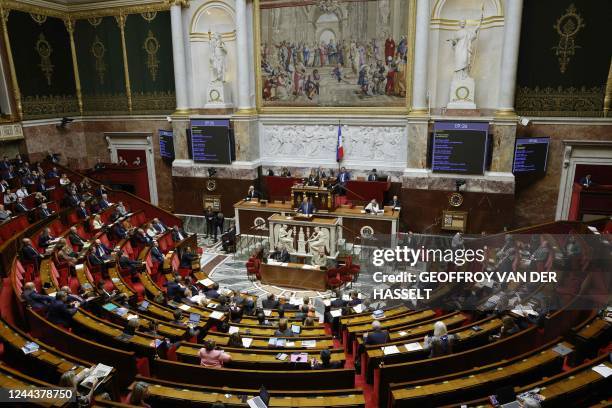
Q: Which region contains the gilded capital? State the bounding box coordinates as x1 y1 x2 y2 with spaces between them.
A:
166 0 190 8
63 17 75 34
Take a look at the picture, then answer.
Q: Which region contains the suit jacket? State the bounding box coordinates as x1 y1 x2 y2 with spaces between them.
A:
14 203 28 214
337 172 350 184
204 289 219 299
364 330 390 345
93 243 111 258
166 281 185 301
306 175 319 186
134 232 152 246
389 199 401 208
151 246 164 263
39 207 52 218
367 173 377 181
298 202 315 214
47 300 76 326
98 199 110 209
67 195 80 207
172 229 186 242
38 234 54 248
153 222 166 233
21 245 41 262
113 224 128 239
246 190 260 200
330 298 346 308
23 289 52 309
77 207 88 219
180 252 197 268
69 232 86 249
0 210 10 221
279 249 290 262
261 299 279 309
87 253 105 266
36 183 48 192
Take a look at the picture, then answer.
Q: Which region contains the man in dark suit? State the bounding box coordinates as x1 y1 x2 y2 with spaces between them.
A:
166 276 186 302
150 241 165 264
278 247 290 262
68 226 86 252
21 238 43 266
245 185 259 200
38 203 53 219
0 156 9 171
152 218 167 234
113 222 128 240
579 174 594 188
133 228 153 246
117 250 142 276
214 213 225 241
261 294 279 309
22 282 52 311
180 247 198 269
336 167 350 195
14 197 29 214
98 194 111 210
367 169 378 181
364 320 390 345
91 239 111 260
204 208 215 238
0 204 11 222
348 291 362 307
221 226 236 252
36 178 49 192
171 225 186 242
46 291 77 327
297 197 315 215
95 185 108 198
389 195 401 209
204 282 220 299
77 202 89 219
327 289 347 332
38 227 55 248
66 192 81 208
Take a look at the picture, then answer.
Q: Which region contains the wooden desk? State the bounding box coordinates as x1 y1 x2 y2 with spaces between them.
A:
260 261 327 291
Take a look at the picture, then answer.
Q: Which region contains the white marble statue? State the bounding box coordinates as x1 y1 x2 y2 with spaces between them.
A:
447 17 482 80
209 32 227 83
278 224 294 251
307 227 329 255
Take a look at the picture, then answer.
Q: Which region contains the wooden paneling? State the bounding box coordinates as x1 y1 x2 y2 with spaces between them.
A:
172 176 256 216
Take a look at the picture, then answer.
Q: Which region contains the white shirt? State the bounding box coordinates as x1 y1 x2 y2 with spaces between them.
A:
365 202 381 213
16 188 28 198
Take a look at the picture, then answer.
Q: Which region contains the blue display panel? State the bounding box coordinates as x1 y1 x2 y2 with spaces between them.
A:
159 130 174 159
432 121 489 175
190 119 231 164
513 137 550 173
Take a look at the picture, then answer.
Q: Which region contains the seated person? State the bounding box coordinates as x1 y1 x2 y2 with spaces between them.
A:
91 214 104 230
166 276 186 302
364 199 382 214
144 223 157 238
15 186 28 199
151 218 167 234
22 282 52 311
98 193 111 210
229 305 243 323
306 169 319 186
21 238 43 266
389 195 401 209
579 174 593 187
311 349 343 369
14 197 29 213
116 201 128 217
221 226 236 252
198 340 231 368
46 167 59 179
59 173 70 185
204 282 220 299
68 226 87 252
367 168 378 181
38 202 53 218
280 167 291 177
348 291 362 306
33 192 47 206
423 321 455 358
261 294 279 309
245 185 259 200
297 197 315 215
274 318 294 337
0 204 11 222
57 241 78 266
257 312 271 326
38 227 55 248
68 193 82 209
150 241 165 264
228 332 243 348
117 250 142 275
180 246 198 269
171 225 186 242
491 316 520 340
60 286 85 305
133 228 153 246
364 320 390 345
123 318 139 336
90 239 112 261
311 247 327 267
113 222 129 240
47 291 77 327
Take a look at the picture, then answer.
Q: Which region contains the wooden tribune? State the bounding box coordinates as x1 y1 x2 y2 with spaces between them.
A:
259 261 327 291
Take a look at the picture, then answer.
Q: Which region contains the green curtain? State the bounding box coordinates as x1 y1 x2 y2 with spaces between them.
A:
8 11 78 119
75 16 128 113
515 0 612 116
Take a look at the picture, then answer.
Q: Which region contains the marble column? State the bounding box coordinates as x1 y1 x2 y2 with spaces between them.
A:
235 0 253 112
496 0 523 117
170 0 189 113
410 0 430 115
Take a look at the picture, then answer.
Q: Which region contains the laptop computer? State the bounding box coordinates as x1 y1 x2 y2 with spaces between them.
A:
138 300 149 311
246 385 270 408
189 313 201 324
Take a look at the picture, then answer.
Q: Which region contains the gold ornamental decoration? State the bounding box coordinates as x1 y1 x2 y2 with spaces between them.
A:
29 13 47 25
91 35 107 84
143 30 160 81
552 4 585 74
35 33 54 86
88 17 103 27
448 192 464 207
141 11 157 22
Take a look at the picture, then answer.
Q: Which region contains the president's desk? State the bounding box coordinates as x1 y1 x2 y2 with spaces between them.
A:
260 261 328 291
233 199 399 241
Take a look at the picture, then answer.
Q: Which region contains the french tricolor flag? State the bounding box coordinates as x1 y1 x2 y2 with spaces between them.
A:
336 124 344 162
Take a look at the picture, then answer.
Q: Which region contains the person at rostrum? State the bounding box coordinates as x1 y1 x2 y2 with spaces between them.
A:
198 340 231 368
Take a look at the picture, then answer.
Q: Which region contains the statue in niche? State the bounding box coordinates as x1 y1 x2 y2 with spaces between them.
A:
209 32 227 83
447 16 482 81
278 224 294 251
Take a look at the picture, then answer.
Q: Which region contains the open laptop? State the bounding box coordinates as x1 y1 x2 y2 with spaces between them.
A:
247 385 270 408
189 312 201 324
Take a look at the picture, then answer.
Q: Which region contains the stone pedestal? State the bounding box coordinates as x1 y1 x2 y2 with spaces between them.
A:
205 81 233 108
447 76 476 109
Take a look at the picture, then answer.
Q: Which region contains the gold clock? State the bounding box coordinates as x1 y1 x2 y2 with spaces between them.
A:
449 192 464 207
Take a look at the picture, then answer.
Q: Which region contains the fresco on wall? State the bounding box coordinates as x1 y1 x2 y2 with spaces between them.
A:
259 0 410 108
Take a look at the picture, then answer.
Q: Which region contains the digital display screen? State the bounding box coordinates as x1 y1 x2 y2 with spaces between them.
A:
513 138 550 173
432 122 488 175
159 130 174 159
190 119 231 164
